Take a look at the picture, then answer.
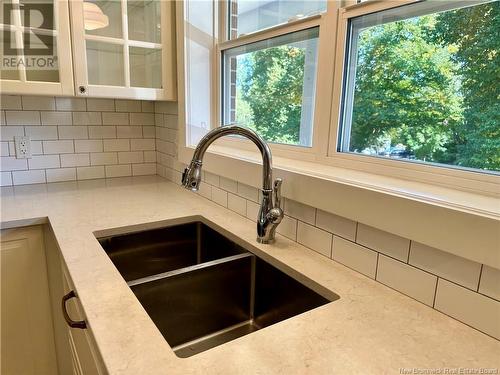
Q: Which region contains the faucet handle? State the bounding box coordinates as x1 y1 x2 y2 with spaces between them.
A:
273 178 283 209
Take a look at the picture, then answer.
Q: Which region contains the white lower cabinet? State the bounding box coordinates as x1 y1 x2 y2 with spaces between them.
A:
1 225 106 375
61 268 106 375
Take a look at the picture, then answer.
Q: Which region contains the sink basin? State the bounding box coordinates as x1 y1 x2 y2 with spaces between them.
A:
98 222 246 281
96 221 339 358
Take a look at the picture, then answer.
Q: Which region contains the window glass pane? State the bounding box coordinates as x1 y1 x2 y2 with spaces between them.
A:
0 30 20 80
185 0 214 146
229 0 326 38
341 1 500 172
24 32 59 82
128 0 161 43
129 47 161 88
85 1 122 39
20 0 55 30
223 27 319 147
86 41 124 86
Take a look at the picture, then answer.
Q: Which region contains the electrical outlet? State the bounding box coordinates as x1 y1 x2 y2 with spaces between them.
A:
14 136 32 159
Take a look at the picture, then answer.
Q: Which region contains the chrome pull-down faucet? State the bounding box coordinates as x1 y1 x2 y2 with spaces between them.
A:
181 125 284 244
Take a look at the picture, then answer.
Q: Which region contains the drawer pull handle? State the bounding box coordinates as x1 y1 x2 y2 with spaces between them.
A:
62 290 87 329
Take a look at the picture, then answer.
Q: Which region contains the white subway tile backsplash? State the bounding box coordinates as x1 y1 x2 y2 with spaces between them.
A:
285 199 316 225
196 182 212 200
165 114 178 129
118 151 143 164
132 163 156 176
31 141 43 155
277 215 297 241
46 168 76 183
246 200 259 220
143 126 155 138
55 97 86 111
75 140 103 153
6 111 40 125
115 100 142 113
106 164 132 178
409 242 482 290
220 177 238 193
25 126 57 140
87 98 115 112
1 95 22 109
104 139 130 152
0 126 24 140
228 193 246 216
58 126 88 140
73 112 102 126
102 112 129 125
60 154 90 168
297 222 332 258
0 142 9 157
28 155 60 169
41 111 72 126
76 166 105 180
204 171 220 186
22 96 55 110
212 187 228 207
90 152 118 166
117 126 142 139
357 224 410 262
131 139 155 151
479 266 500 301
130 112 155 126
377 255 437 306
435 279 500 339
89 126 116 139
144 151 156 163
12 169 46 185
2 96 156 187
332 236 378 279
1 157 28 171
316 210 357 241
43 140 74 154
237 182 259 202
0 171 13 186
141 101 155 113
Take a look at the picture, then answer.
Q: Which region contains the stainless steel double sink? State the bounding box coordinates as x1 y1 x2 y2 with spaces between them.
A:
97 221 339 358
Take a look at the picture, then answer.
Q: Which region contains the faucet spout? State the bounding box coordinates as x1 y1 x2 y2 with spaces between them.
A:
182 125 284 244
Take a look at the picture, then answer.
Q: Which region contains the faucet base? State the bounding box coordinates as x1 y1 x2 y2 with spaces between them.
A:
257 237 275 245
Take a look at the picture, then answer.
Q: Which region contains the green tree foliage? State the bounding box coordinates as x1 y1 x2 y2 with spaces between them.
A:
237 46 305 144
234 2 499 171
431 1 500 171
350 15 464 163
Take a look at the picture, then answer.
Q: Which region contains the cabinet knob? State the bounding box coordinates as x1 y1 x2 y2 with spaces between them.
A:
78 85 87 95
62 290 87 329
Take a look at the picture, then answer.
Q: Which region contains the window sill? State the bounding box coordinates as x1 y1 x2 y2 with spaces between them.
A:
179 144 500 269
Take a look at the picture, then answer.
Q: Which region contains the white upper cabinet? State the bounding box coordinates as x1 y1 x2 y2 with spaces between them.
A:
70 0 176 100
0 0 74 96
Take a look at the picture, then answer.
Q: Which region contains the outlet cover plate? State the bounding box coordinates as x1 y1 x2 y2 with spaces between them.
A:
14 136 32 159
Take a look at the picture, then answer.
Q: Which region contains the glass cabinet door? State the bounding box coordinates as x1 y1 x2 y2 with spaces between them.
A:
71 0 176 100
0 0 74 95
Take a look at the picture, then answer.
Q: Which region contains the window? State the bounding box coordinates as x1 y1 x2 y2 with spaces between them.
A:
180 0 498 195
228 0 326 38
339 0 500 172
222 27 319 147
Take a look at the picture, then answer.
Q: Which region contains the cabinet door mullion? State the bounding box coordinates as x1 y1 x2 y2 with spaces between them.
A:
121 0 130 88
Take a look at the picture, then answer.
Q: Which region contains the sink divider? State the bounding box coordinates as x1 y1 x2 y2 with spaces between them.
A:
127 252 255 288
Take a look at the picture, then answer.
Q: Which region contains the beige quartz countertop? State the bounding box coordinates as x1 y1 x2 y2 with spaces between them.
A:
1 176 499 375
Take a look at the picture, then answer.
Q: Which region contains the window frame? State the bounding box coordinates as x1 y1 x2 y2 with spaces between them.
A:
212 0 339 159
326 0 499 194
178 0 499 196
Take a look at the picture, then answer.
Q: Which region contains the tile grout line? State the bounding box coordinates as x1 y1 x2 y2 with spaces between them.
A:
476 264 484 292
